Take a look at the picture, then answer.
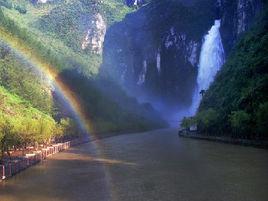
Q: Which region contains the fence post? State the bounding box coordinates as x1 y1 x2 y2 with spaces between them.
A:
8 163 12 177
1 165 5 180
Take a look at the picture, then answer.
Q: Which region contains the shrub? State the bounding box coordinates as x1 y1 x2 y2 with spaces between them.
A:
14 5 27 14
181 117 197 130
0 0 13 9
196 108 218 134
229 110 251 138
256 102 268 138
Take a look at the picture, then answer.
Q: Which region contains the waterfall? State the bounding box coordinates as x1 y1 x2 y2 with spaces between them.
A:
156 50 161 73
190 20 225 115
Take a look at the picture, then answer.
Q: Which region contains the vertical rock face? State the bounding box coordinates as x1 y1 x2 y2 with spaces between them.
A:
137 60 147 85
219 0 263 53
82 13 107 54
187 41 199 66
102 0 263 116
102 0 215 111
31 0 52 4
125 0 146 7
156 49 161 73
159 28 201 107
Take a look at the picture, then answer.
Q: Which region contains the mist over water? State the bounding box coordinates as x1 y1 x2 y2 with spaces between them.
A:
189 19 225 116
131 20 225 126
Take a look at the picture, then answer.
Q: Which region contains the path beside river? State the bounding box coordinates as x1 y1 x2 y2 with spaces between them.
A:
1 129 268 201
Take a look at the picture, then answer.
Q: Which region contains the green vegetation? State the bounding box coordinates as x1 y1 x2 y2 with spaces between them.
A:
0 0 166 151
0 6 79 160
0 86 78 160
182 6 268 140
59 69 167 134
181 117 197 130
256 102 268 136
0 0 133 75
229 110 251 137
0 42 53 114
0 0 12 10
181 108 218 134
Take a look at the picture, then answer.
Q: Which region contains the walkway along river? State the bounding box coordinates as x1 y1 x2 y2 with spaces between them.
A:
0 129 267 201
0 138 89 180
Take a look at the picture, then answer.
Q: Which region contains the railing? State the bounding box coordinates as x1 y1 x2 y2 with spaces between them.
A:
0 140 79 181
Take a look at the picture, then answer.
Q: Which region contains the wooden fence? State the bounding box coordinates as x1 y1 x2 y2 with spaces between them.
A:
0 140 82 180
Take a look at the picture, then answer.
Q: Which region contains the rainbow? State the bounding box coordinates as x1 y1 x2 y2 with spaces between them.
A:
0 27 96 139
0 26 139 201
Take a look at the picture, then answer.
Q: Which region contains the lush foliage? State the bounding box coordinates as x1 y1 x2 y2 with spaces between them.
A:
256 102 268 136
184 7 268 140
58 69 167 134
229 110 251 137
181 117 197 130
0 86 77 160
0 43 53 114
0 0 166 143
35 0 131 53
0 0 133 75
181 108 218 134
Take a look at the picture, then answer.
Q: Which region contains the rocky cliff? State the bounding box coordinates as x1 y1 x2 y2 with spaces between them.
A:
0 0 167 134
191 4 268 140
101 0 264 116
81 13 107 54
102 0 215 112
219 0 263 53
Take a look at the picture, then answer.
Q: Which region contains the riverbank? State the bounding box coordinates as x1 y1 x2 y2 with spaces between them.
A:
179 132 268 149
0 128 165 181
0 137 89 181
1 128 267 201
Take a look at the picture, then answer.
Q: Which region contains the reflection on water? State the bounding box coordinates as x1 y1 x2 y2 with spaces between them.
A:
1 129 268 201
54 152 137 166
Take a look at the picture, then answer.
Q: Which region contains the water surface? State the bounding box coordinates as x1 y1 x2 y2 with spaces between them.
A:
1 129 268 201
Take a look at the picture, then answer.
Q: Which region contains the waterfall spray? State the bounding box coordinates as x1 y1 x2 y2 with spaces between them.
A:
190 20 225 115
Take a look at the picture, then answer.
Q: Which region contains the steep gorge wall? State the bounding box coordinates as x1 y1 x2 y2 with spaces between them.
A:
219 0 263 53
102 0 215 110
102 0 264 114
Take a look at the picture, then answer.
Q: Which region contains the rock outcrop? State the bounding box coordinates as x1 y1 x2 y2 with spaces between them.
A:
102 0 215 110
219 0 263 53
81 13 106 54
102 0 264 114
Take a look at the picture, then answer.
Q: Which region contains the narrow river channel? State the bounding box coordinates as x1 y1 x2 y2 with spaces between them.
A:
1 129 268 201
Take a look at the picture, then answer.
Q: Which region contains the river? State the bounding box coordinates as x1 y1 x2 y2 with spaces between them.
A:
1 129 268 201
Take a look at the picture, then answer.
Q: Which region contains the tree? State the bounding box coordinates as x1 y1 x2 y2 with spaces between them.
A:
16 118 36 152
197 108 218 134
58 118 79 139
181 117 197 130
0 117 19 161
256 102 268 139
229 110 251 138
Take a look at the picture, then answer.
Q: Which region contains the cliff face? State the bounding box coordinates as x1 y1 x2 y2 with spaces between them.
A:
36 1 108 55
0 0 168 134
81 13 107 54
102 0 215 110
219 0 263 53
195 6 268 139
102 0 264 113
